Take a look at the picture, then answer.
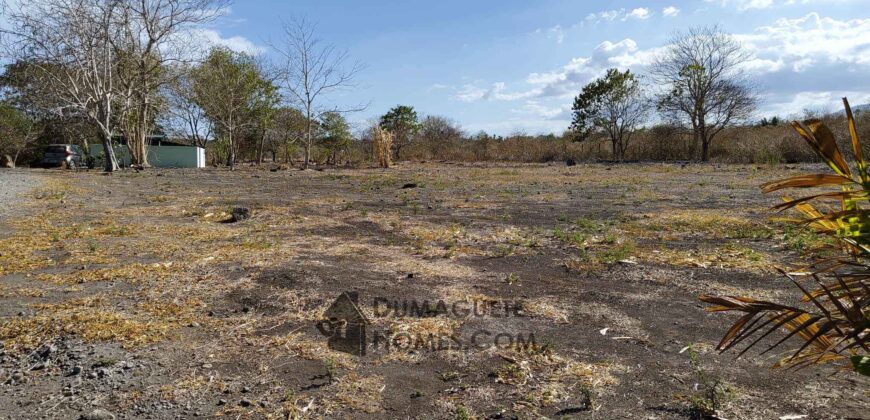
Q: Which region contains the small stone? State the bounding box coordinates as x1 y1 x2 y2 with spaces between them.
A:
216 399 227 406
36 344 56 359
239 398 252 407
230 207 251 223
79 408 115 420
241 386 251 393
201 363 212 369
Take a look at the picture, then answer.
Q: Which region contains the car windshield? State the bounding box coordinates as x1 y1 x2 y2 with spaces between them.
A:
45 146 67 153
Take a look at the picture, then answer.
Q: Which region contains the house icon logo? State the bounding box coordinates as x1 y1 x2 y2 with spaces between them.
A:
316 291 369 356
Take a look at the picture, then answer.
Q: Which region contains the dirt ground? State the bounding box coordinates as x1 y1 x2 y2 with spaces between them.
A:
0 162 867 419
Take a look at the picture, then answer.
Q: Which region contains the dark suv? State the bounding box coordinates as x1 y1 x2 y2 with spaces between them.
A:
40 144 84 169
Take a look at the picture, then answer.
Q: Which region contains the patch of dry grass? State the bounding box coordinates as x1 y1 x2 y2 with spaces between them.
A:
0 297 171 352
269 332 357 369
521 298 570 323
640 242 774 273
626 210 772 241
330 373 385 413
495 349 624 411
36 262 180 285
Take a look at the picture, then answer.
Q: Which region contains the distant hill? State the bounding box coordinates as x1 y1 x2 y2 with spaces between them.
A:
831 103 870 117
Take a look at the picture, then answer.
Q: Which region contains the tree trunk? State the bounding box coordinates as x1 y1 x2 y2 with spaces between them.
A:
101 130 120 172
127 104 151 168
700 125 710 162
304 117 312 170
701 139 710 162
256 129 265 165
610 136 619 161
228 132 236 171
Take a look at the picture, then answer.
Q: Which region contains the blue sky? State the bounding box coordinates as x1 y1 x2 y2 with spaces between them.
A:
166 0 870 134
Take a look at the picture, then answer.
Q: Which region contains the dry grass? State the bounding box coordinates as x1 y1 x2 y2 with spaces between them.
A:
36 262 180 285
521 298 570 324
0 297 171 352
639 242 774 273
331 373 385 413
373 127 393 168
495 349 624 412
268 332 357 369
626 210 772 241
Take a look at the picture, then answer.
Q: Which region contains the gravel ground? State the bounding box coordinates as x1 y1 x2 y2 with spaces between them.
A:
0 164 867 419
0 170 41 225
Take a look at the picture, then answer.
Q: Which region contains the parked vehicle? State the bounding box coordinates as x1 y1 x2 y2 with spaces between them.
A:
39 144 84 169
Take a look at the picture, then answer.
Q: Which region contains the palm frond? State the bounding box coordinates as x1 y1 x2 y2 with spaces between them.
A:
701 98 870 375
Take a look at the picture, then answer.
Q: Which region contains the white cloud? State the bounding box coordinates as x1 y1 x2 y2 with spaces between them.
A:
586 8 654 23
586 9 623 23
188 28 264 55
538 24 566 44
662 6 680 17
765 90 870 116
453 82 536 102
456 38 660 103
624 8 652 20
448 12 870 127
708 0 856 11
736 13 870 67
512 101 569 120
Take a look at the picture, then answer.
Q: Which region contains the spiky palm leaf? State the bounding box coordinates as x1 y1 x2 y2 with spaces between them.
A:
700 98 870 375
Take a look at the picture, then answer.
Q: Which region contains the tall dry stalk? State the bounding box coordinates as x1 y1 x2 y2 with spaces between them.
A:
373 126 393 168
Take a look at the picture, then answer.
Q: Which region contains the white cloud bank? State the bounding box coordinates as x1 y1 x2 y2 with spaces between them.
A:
586 8 654 23
707 0 857 11
453 12 870 126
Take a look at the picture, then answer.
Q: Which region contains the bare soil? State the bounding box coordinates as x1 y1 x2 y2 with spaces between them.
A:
0 163 866 419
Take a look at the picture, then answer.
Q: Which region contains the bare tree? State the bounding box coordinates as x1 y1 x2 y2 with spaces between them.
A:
419 115 463 158
651 26 757 162
112 0 228 167
272 17 364 170
2 0 124 171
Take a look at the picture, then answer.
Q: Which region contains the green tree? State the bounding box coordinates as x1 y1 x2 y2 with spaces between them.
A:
318 112 352 164
379 105 419 160
191 48 278 170
571 68 648 161
0 102 40 165
264 107 308 163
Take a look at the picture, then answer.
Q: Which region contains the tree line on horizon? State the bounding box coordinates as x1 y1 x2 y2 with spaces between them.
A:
0 1 865 169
